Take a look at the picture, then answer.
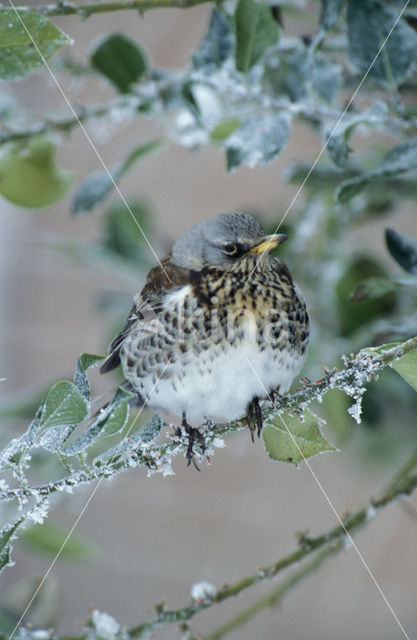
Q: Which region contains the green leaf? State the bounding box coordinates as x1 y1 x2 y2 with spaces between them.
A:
62 387 132 455
0 518 24 574
74 353 105 401
349 276 396 303
235 0 279 73
385 228 417 275
390 349 417 392
262 410 336 464
226 113 290 170
72 139 164 215
40 381 88 430
336 141 417 202
21 521 93 559
0 137 72 208
336 256 395 336
210 118 241 142
192 8 234 71
0 9 70 81
320 0 345 31
91 33 147 93
347 0 417 87
102 199 152 262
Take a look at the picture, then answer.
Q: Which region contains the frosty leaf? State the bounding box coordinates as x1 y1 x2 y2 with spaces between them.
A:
225 113 290 170
74 353 105 401
0 137 72 208
235 0 279 73
40 381 88 430
72 139 163 214
390 349 417 393
320 0 345 31
347 0 417 87
137 414 162 443
192 8 234 71
22 521 93 559
0 9 70 80
335 141 417 202
62 387 132 456
385 228 417 275
91 33 147 93
262 410 336 464
349 276 396 303
39 424 77 451
0 517 24 574
326 102 388 167
311 54 341 103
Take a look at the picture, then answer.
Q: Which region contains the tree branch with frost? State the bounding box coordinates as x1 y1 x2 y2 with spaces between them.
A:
5 455 417 640
0 336 416 576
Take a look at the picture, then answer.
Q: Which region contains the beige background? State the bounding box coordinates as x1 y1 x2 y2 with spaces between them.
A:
1 4 417 639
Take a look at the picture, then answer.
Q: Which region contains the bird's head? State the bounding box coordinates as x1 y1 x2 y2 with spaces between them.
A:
171 212 287 270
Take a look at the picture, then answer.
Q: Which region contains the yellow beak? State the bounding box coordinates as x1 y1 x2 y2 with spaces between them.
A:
249 234 288 254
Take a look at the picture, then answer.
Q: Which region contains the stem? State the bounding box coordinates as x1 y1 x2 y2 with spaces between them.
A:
8 0 216 18
1 337 416 504
0 97 142 146
127 470 417 638
203 544 341 640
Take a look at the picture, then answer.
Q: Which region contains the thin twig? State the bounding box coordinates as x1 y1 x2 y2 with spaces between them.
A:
203 543 341 640
6 0 216 18
127 469 417 638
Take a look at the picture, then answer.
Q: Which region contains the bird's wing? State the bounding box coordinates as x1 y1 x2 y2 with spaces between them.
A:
100 255 189 374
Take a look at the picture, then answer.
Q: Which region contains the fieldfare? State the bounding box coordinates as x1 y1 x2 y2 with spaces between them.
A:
101 212 309 459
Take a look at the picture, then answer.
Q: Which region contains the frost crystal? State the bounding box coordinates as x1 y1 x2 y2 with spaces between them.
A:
366 505 376 520
28 500 49 524
190 581 217 601
347 399 362 423
91 610 120 640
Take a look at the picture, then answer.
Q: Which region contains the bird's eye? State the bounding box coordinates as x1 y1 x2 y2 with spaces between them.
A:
223 243 238 255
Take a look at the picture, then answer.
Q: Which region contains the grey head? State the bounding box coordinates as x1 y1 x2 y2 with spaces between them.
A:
171 212 287 270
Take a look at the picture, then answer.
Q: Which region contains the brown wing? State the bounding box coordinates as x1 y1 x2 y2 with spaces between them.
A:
100 255 189 374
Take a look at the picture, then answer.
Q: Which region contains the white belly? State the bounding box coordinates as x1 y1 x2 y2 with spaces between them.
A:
144 341 305 425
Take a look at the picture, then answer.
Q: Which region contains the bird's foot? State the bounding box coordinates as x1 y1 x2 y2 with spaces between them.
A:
247 396 263 441
181 413 206 470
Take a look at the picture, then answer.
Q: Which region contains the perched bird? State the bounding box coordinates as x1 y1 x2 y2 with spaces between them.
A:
101 212 309 461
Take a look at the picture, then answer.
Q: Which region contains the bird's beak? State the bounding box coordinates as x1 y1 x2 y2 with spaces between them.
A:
249 234 288 254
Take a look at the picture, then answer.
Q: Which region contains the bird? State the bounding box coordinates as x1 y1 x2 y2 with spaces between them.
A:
100 212 309 463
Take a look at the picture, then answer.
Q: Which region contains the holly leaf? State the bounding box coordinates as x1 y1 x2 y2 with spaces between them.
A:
0 517 24 574
235 0 279 73
262 410 336 464
0 137 72 208
347 0 417 87
0 9 70 80
192 8 234 71
225 113 290 170
74 353 105 401
385 228 417 275
91 33 147 93
390 350 417 393
39 381 88 431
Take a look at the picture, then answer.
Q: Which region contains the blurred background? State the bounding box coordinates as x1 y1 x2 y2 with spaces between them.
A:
1 2 417 639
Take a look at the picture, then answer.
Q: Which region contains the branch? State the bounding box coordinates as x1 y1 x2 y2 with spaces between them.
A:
203 544 341 640
0 96 142 146
126 467 417 638
1 336 416 505
7 0 216 18
28 457 414 640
